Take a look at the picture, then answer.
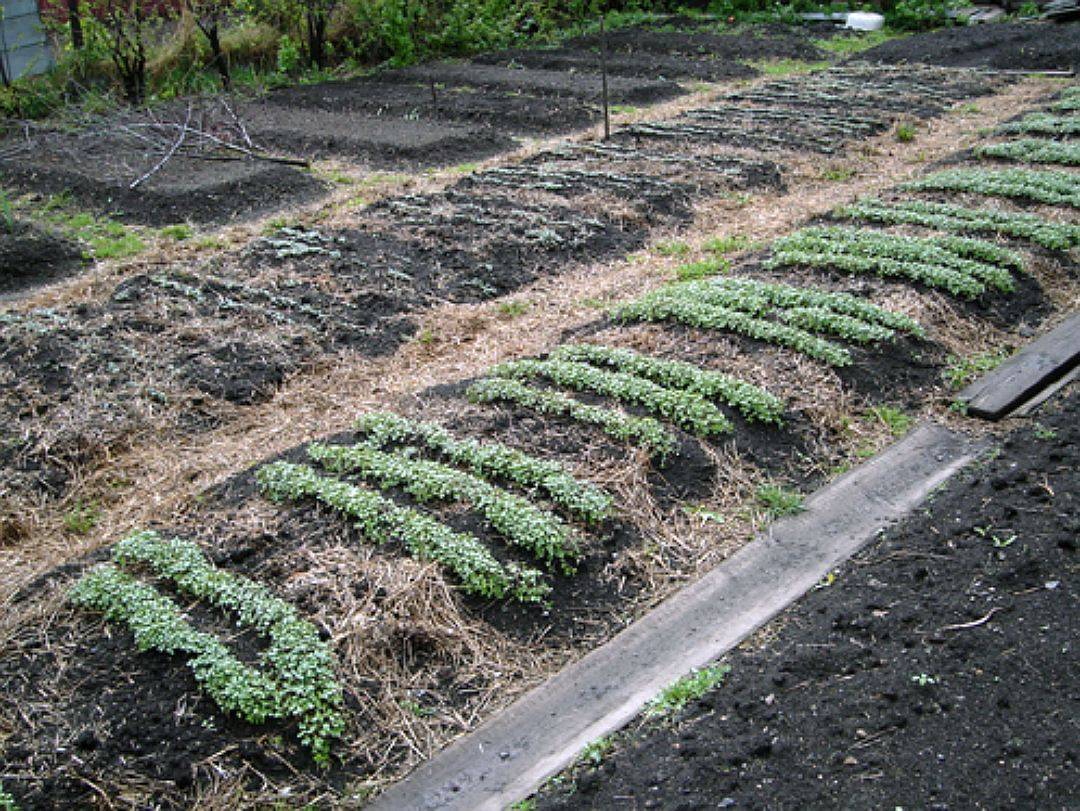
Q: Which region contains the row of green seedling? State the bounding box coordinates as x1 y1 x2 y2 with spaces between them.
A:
976 138 1080 168
767 225 1020 298
903 167 1080 209
611 277 922 367
70 531 346 765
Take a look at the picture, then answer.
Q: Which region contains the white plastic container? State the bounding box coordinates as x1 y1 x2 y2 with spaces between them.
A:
845 11 885 30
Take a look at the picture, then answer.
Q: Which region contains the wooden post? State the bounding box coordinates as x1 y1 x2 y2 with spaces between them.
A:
600 14 610 141
430 76 439 121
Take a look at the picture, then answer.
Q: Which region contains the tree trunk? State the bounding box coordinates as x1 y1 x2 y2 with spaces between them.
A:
68 0 85 50
306 9 328 70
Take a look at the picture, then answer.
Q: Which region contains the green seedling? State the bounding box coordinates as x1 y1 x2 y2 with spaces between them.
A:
911 673 937 688
655 240 691 257
1033 423 1057 440
943 350 1009 389
866 405 912 437
676 257 729 281
895 122 916 143
821 166 856 182
703 234 752 255
645 664 730 719
578 736 614 767
63 499 100 535
497 300 530 319
755 483 804 518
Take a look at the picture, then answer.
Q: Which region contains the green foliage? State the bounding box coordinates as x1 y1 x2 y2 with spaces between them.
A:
903 167 1080 208
998 113 1080 137
821 165 856 182
895 122 917 142
257 461 548 602
768 226 1018 298
1052 87 1080 112
63 498 100 535
812 29 898 55
307 442 583 572
578 735 614 767
866 405 912 437
943 349 1008 389
70 531 345 763
756 483 805 518
466 377 678 460
752 58 830 76
976 139 1080 167
549 344 784 424
675 256 729 281
887 0 961 31
276 33 303 74
0 190 14 234
160 223 193 241
655 240 691 257
645 664 730 719
703 233 753 255
0 783 15 811
835 198 1080 251
497 299 531 319
489 358 734 438
353 412 612 524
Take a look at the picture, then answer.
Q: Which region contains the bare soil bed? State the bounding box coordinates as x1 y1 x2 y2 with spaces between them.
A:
536 385 1079 810
858 20 1080 71
0 220 84 299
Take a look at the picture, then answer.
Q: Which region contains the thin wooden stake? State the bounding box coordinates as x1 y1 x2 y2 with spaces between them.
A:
430 76 439 121
599 14 610 141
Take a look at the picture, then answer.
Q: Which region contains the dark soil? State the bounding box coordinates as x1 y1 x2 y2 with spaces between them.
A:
0 219 85 298
473 46 758 83
857 20 1080 71
565 24 826 63
537 386 1079 810
0 152 327 226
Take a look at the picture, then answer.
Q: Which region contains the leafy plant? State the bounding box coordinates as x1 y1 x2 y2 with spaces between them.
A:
63 499 101 535
307 442 583 572
1052 87 1080 112
0 783 15 811
549 344 784 424
835 197 1080 250
998 113 1080 137
911 672 937 687
489 358 734 438
755 483 804 518
466 377 677 460
903 168 1080 208
703 234 752 255
71 531 346 763
578 735 614 767
866 405 913 437
258 461 548 602
675 256 729 281
655 240 691 257
353 412 611 524
645 664 730 719
976 139 1080 167
895 122 917 143
942 349 1009 389
0 190 14 234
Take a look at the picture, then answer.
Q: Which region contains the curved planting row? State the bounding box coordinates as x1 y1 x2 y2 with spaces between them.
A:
70 531 346 764
767 225 1021 298
902 167 1080 209
611 277 922 367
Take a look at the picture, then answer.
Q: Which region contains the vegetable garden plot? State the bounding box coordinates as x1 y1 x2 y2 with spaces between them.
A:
976 139 1080 167
563 24 826 63
472 46 758 83
904 167 1080 208
0 219 85 299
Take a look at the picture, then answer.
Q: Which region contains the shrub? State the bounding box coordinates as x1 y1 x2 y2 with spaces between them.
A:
975 139 1080 168
549 344 785 424
353 412 612 524
835 197 1080 250
490 358 734 438
257 461 548 602
903 168 1080 208
307 442 582 571
71 531 345 764
465 377 678 460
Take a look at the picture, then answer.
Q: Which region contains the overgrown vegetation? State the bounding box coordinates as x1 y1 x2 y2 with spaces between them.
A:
976 139 1080 168
70 531 346 763
903 168 1080 208
257 461 549 601
768 226 1019 298
835 198 1080 250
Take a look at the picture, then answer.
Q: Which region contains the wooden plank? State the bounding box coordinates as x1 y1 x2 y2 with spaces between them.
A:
960 313 1080 421
368 424 983 811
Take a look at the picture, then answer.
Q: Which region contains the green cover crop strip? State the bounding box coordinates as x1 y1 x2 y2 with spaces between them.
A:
490 358 733 437
903 168 1080 208
257 461 548 602
612 290 853 367
71 531 346 764
353 412 611 524
307 443 582 572
466 377 678 459
767 226 1017 297
549 344 784 425
1053 87 1080 112
835 198 1080 250
998 113 1080 136
976 139 1080 167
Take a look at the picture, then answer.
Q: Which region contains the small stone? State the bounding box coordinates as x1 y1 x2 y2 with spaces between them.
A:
844 756 859 766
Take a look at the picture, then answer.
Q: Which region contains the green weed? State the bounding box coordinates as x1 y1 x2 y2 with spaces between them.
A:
655 240 692 257
896 122 917 143
865 405 913 437
645 664 730 719
676 257 728 281
821 166 856 182
755 483 804 518
497 300 531 319
159 224 193 241
703 234 752 255
943 349 1009 389
579 736 614 767
64 499 101 535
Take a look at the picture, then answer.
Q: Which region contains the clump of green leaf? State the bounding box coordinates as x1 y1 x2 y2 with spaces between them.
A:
70 531 346 764
997 113 1080 137
943 349 1009 389
645 664 731 719
257 462 548 602
756 483 805 518
307 442 582 572
466 377 677 460
489 358 734 438
903 168 1080 208
353 412 611 524
550 344 784 424
976 139 1080 167
0 783 15 811
835 197 1080 250
1052 87 1080 112
767 226 1018 298
866 405 913 437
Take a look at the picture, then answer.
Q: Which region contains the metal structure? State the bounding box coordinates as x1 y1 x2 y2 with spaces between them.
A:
1 0 54 84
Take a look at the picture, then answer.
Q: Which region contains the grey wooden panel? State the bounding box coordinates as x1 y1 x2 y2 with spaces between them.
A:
2 0 43 20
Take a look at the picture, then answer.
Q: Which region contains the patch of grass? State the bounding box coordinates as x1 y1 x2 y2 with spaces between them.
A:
755 483 804 518
675 256 728 281
943 349 1009 389
821 166 856 182
645 664 730 719
63 499 101 535
447 162 480 175
813 29 897 55
578 736 615 767
753 58 830 76
610 104 639 115
159 223 193 241
655 240 691 257
703 233 753 255
865 405 912 437
497 299 531 319
896 122 917 143
0 189 15 233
